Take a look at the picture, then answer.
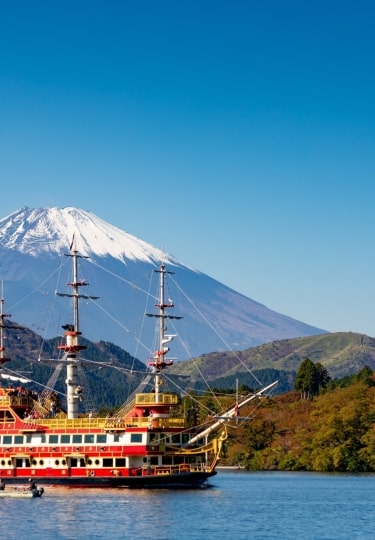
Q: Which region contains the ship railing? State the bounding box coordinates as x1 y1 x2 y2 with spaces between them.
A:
21 415 186 431
7 395 35 407
0 394 10 406
107 416 186 429
149 417 185 429
22 417 113 431
135 393 179 406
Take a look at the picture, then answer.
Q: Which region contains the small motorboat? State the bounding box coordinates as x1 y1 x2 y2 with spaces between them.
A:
0 486 44 498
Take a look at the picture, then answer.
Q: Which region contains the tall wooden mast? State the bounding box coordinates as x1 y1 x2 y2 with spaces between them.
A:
146 264 182 401
56 244 99 419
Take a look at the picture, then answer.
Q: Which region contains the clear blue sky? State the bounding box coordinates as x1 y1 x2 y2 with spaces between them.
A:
1 1 375 336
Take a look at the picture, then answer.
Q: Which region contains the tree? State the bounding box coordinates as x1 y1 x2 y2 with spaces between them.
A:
295 358 316 399
355 365 375 386
314 362 331 391
295 358 330 399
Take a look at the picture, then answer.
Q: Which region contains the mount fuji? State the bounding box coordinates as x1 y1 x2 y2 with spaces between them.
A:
0 207 326 361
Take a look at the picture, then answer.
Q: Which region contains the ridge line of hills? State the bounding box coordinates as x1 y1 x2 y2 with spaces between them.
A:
170 330 375 380
4 324 375 407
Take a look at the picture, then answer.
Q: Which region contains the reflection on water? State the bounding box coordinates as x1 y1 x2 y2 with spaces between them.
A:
0 472 374 540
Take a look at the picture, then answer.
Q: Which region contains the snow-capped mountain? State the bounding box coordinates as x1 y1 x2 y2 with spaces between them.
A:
0 207 326 361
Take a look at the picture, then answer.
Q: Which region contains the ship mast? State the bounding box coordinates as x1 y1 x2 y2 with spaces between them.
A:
0 283 23 366
56 244 99 419
0 284 11 366
146 264 182 401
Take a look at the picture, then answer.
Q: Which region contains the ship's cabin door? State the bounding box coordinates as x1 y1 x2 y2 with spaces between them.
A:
13 456 31 468
65 455 87 472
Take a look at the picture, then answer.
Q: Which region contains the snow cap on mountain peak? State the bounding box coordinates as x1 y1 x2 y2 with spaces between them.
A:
0 206 171 264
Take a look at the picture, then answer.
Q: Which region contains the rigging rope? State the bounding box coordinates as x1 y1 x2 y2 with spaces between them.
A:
77 362 97 414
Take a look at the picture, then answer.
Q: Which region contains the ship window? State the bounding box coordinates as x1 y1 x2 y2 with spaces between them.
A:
114 435 120 442
103 458 113 467
96 434 106 443
0 460 5 466
115 458 126 467
73 435 82 443
150 457 158 465
182 434 190 444
149 433 158 443
95 459 100 465
49 435 58 444
55 460 60 465
14 436 23 444
26 435 32 443
61 435 70 444
171 434 180 444
130 434 142 443
84 434 95 444
3 436 12 445
32 460 37 465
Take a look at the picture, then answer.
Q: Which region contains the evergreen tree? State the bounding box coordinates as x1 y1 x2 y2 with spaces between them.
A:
294 358 330 399
314 362 331 392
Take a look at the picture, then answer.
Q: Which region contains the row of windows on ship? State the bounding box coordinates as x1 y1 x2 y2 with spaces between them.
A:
1 455 197 469
0 431 191 445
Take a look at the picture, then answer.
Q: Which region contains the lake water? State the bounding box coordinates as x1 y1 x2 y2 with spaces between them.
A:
0 470 374 539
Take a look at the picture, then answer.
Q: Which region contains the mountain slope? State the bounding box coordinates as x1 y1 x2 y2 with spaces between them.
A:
0 206 326 360
4 326 373 406
171 331 375 385
3 325 146 408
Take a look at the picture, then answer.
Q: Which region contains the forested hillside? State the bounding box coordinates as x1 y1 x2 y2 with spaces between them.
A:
5 327 145 408
219 366 375 472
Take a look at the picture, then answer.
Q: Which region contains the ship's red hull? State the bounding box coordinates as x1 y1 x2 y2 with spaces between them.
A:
0 471 216 488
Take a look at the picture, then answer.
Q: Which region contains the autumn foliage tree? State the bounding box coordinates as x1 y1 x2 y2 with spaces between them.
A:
223 366 375 473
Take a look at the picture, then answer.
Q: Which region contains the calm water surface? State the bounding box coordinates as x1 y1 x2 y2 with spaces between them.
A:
0 471 374 539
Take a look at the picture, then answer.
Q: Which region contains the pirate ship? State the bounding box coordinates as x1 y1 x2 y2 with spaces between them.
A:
0 246 277 488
